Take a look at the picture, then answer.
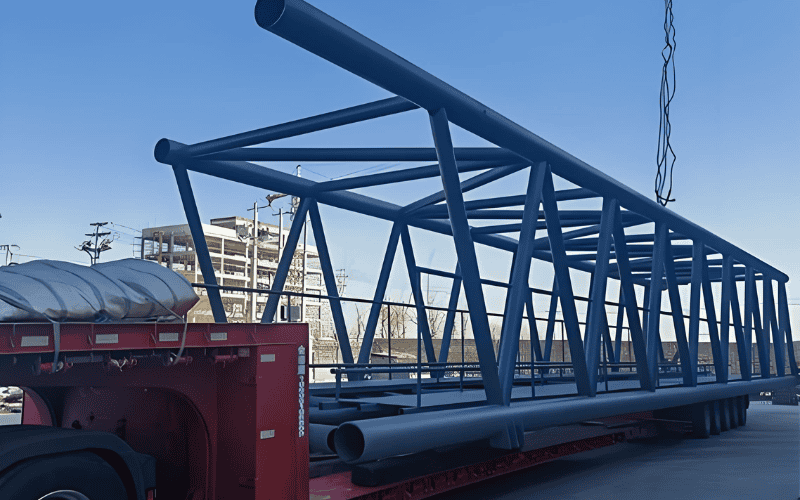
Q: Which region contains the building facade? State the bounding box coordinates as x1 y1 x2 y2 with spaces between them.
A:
141 216 335 342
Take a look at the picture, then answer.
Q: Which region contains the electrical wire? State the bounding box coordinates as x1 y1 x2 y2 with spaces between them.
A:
656 0 677 207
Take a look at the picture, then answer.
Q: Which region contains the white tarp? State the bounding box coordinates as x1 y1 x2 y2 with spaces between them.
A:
0 259 199 322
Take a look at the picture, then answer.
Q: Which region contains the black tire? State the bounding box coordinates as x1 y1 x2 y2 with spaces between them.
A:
709 400 721 435
729 398 739 428
691 403 711 438
737 396 747 426
0 452 127 500
719 399 731 431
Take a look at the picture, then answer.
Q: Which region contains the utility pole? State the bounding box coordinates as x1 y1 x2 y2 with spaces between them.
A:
0 245 19 266
76 222 113 265
247 201 269 322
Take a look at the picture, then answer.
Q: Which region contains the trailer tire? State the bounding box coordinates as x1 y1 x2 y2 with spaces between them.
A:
0 451 127 500
728 398 739 429
719 399 731 431
691 403 711 438
709 400 721 435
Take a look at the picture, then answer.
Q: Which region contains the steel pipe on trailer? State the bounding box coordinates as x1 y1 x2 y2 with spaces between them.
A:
333 375 798 464
253 0 787 284
309 423 338 455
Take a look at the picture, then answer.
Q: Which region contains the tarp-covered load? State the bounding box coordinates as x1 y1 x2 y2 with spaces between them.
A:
0 259 199 322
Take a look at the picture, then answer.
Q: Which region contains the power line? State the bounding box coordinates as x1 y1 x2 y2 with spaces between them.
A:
76 222 114 265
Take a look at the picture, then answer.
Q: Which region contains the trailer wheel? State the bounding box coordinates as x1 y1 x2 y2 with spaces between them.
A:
728 398 739 428
719 399 731 432
0 451 127 500
709 400 721 435
691 403 711 438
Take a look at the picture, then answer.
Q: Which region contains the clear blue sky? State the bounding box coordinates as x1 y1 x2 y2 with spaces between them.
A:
1 1 797 335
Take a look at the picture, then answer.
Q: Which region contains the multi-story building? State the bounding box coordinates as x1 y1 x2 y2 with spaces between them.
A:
140 216 336 343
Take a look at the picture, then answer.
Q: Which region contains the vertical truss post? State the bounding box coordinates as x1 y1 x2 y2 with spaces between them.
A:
763 279 784 377
543 277 558 362
172 166 227 323
428 108 503 406
541 166 591 396
497 163 546 405
749 275 769 378
700 250 725 383
778 281 798 375
645 223 667 384
435 263 462 378
642 285 651 342
612 203 654 391
662 232 692 386
687 241 703 386
613 288 625 371
262 198 311 323
400 225 436 363
357 223 402 365
729 275 750 380
525 295 543 362
585 197 615 394
307 201 355 364
744 267 755 368
720 255 734 378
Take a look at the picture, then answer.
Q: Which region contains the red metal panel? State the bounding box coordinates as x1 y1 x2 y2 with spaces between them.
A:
255 334 309 499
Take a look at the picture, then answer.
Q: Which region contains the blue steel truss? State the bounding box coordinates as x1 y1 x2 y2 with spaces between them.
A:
157 0 796 411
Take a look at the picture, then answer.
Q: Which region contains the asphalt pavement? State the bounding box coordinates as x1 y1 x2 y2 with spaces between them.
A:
434 405 799 500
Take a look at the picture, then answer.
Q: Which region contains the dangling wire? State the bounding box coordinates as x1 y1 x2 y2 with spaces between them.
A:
656 0 677 206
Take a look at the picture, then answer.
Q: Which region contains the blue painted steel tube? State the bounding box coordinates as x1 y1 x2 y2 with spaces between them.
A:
763 279 785 377
429 108 503 406
400 225 436 364
744 267 755 365
613 289 625 368
662 237 692 386
332 376 798 464
584 198 615 393
497 163 546 405
645 224 667 385
700 250 726 382
413 188 597 218
315 160 503 192
357 223 401 365
434 263 461 378
728 275 750 380
198 147 521 163
308 201 355 364
403 162 529 214
543 277 558 362
720 255 734 376
541 168 591 396
157 152 597 273
253 0 788 284
524 295 543 362
160 97 416 159
172 166 227 323
749 275 770 378
261 197 311 324
612 204 653 391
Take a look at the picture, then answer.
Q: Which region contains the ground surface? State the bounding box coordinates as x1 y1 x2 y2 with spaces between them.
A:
434 405 799 500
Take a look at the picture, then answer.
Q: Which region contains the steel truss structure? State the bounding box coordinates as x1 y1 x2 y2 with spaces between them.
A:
155 0 796 463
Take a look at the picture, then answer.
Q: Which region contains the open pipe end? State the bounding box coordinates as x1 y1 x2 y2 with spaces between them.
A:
333 423 365 463
154 138 176 164
254 0 286 30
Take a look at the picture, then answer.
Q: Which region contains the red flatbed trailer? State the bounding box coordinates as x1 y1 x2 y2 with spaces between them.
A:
0 321 754 500
0 322 309 500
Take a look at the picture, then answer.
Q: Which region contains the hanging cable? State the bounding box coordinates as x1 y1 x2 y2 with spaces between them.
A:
656 0 677 206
